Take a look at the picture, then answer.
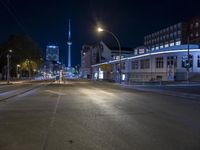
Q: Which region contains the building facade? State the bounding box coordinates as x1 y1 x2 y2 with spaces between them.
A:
91 17 200 83
92 45 200 82
144 17 200 51
80 41 134 79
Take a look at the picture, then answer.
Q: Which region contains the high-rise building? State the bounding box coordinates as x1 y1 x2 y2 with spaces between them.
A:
46 45 59 62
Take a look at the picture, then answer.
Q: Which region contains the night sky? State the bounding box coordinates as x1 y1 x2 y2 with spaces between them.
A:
1 0 200 66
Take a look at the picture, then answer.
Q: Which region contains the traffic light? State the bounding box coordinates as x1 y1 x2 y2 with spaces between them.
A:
184 55 193 69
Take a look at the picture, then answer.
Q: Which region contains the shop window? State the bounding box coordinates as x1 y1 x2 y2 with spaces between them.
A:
156 57 164 68
132 60 139 70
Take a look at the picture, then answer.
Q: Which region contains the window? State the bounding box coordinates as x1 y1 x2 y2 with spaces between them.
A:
132 60 139 70
163 35 165 40
196 32 199 37
170 42 174 46
178 23 181 28
140 59 150 69
195 22 199 27
174 32 177 36
175 41 181 45
121 62 125 70
190 33 193 37
165 43 169 48
190 24 193 29
167 56 177 67
160 45 164 49
134 49 138 55
174 24 177 30
139 48 145 54
198 56 200 67
156 57 164 68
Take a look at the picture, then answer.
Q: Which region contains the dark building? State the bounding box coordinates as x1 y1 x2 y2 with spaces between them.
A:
144 17 200 51
188 16 200 44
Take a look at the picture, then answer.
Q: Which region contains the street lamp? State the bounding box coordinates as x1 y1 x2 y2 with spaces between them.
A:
97 27 122 84
26 59 31 80
7 49 13 84
17 64 21 79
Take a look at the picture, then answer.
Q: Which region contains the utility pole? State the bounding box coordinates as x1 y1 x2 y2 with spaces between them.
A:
7 54 10 84
187 37 191 83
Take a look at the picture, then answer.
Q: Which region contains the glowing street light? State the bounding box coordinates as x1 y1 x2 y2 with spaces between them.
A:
97 27 122 84
97 27 104 32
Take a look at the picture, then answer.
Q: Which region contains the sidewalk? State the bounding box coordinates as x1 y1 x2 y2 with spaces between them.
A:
120 82 200 100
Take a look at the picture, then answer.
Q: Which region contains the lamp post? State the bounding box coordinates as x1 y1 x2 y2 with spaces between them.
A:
97 27 122 84
16 64 21 79
6 49 13 84
26 59 31 80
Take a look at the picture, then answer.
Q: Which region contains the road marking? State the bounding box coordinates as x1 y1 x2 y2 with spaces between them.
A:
45 90 65 95
42 91 61 150
0 84 45 102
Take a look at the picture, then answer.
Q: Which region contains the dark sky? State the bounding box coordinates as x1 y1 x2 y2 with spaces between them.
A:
1 0 200 66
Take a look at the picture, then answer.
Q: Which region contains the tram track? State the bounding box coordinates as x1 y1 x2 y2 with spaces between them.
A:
0 82 52 102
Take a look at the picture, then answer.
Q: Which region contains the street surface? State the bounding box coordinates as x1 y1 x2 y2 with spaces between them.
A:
0 80 200 150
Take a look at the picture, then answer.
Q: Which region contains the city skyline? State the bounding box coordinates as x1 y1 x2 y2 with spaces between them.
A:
0 0 200 66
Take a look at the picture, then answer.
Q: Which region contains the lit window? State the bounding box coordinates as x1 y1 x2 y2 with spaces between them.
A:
195 22 199 27
99 68 104 79
134 49 138 55
160 45 164 49
165 43 169 48
139 49 145 54
196 32 199 37
122 74 125 81
175 41 181 45
170 42 174 46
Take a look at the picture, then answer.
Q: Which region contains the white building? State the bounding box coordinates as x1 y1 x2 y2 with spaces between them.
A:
92 45 200 82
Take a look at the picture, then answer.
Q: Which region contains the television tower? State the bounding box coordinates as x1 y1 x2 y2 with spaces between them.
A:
67 19 72 68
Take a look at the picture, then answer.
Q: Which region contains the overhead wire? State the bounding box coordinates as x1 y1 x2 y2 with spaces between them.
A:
0 0 28 34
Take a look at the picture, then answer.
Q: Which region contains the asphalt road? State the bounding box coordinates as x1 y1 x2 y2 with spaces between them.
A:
0 80 200 150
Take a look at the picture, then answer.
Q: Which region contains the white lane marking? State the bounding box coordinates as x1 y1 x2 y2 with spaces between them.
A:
42 93 61 150
45 90 65 96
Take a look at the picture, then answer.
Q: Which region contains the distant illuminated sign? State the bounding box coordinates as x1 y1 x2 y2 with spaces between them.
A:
46 45 59 61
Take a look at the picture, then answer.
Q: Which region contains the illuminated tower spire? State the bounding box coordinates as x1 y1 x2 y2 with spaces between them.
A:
67 19 72 68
